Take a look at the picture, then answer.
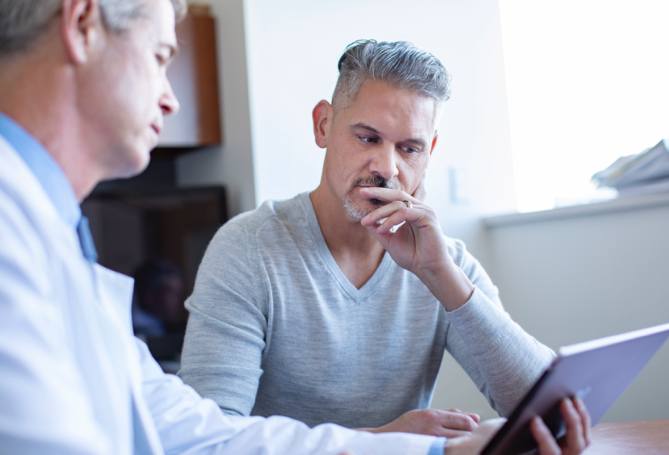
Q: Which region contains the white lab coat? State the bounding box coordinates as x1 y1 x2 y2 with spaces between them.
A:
0 136 436 455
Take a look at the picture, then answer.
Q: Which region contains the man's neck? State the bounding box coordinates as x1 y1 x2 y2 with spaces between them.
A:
310 185 386 289
0 39 103 203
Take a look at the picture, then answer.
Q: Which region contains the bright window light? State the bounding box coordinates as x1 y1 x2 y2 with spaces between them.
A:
499 0 669 212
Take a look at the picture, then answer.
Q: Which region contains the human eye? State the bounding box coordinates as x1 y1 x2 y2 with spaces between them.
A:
155 47 174 67
359 135 378 144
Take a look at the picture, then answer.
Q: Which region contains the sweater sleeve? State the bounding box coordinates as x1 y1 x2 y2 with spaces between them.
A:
179 220 268 416
443 239 556 417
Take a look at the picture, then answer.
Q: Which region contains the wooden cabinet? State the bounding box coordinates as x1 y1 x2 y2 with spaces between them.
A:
157 12 222 151
82 186 228 294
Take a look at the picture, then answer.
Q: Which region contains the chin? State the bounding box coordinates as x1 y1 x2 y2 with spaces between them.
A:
342 196 376 222
131 155 152 176
108 147 152 181
129 152 152 177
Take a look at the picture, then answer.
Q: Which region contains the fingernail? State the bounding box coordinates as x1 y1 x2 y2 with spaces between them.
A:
535 417 551 435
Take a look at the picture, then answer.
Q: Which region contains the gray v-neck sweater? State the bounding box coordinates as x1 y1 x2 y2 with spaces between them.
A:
179 192 555 429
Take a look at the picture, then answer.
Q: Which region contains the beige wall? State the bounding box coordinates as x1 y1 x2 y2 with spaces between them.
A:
481 201 669 422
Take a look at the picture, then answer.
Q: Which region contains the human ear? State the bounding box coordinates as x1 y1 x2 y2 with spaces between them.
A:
429 131 438 157
61 0 103 64
312 100 332 149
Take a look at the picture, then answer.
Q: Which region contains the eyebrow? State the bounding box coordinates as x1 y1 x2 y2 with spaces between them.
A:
350 122 428 148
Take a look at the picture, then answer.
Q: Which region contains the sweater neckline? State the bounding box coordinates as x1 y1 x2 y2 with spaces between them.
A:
298 192 394 303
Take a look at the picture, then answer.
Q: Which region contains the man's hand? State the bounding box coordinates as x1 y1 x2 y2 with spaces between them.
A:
443 418 507 455
530 398 591 455
444 398 591 455
359 408 481 438
359 184 474 311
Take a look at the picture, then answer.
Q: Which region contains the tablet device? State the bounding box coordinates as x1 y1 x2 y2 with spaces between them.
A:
481 322 669 455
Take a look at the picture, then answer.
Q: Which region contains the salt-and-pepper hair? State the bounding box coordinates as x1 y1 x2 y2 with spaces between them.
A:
332 39 452 116
0 0 187 55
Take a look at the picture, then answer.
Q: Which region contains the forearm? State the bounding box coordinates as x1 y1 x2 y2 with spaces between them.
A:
447 288 555 416
179 222 268 415
416 257 475 312
179 296 264 415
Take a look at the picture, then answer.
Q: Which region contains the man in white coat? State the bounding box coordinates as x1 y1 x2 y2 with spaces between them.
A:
0 0 590 454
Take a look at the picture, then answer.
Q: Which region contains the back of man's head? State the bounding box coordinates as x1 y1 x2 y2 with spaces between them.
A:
133 259 183 306
332 39 451 115
0 0 187 56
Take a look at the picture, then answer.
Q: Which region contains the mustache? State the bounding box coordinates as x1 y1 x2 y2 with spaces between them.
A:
353 176 399 190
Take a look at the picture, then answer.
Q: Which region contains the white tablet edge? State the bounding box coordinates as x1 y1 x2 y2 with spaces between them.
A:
558 322 669 357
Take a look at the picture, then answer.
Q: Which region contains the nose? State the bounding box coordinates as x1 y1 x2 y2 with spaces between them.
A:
369 143 399 181
160 78 180 116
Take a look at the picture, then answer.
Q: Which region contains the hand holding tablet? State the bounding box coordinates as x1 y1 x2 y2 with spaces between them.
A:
480 322 669 455
529 398 591 455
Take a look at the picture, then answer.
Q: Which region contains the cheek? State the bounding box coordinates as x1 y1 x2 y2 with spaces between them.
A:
124 76 161 135
122 52 160 108
325 140 352 171
400 155 429 187
102 68 145 123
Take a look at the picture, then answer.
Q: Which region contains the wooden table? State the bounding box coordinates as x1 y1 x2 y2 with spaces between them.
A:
584 419 669 454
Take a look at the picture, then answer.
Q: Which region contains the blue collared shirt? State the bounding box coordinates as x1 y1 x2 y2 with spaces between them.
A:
0 112 81 229
428 437 446 455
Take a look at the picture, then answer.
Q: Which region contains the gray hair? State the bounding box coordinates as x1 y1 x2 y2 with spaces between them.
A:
0 0 187 55
332 39 451 114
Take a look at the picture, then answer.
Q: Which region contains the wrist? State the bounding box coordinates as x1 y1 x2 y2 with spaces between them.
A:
418 259 474 312
443 437 476 455
443 438 460 455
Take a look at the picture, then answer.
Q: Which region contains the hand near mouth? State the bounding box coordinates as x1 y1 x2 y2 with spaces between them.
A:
359 185 443 267
359 178 474 312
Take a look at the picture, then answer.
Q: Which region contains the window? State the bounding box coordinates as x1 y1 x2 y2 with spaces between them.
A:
499 0 669 212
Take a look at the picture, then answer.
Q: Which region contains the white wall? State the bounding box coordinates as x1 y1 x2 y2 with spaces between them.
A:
485 202 669 422
176 0 257 217
243 0 517 261
175 0 518 253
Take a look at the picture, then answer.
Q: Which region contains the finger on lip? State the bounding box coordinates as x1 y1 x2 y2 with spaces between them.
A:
361 202 406 226
359 186 405 201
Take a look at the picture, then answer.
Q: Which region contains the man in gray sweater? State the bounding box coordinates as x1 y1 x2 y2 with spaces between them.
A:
179 39 587 450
